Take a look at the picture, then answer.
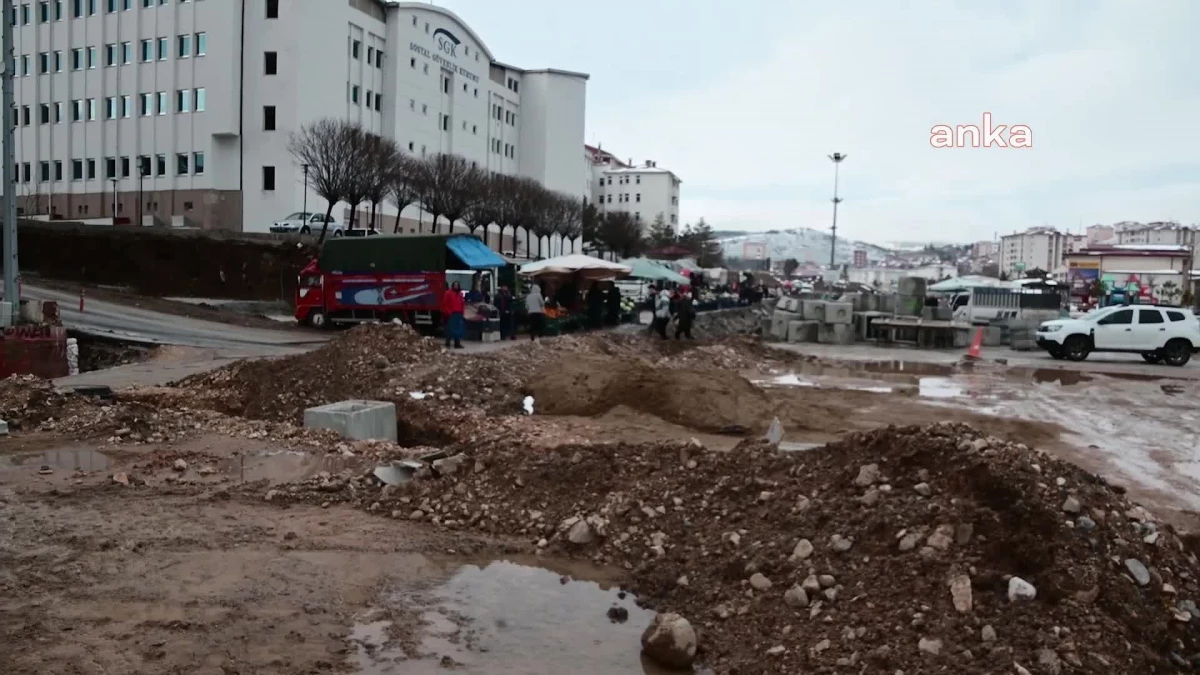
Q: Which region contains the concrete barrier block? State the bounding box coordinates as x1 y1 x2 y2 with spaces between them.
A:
770 310 800 340
787 320 819 343
802 300 826 322
777 296 802 313
304 400 397 442
817 323 855 345
824 302 853 325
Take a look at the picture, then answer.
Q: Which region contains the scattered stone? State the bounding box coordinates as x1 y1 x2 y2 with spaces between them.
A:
567 520 594 545
640 613 697 670
830 534 854 552
914 482 932 497
949 574 973 613
1037 648 1062 674
918 637 943 655
814 639 831 653
899 532 922 552
855 463 882 486
926 524 955 551
431 454 466 476
1124 559 1150 586
749 573 772 591
606 606 629 623
1008 576 1037 602
111 472 130 486
1076 516 1096 531
173 459 188 472
783 585 809 608
409 510 425 521
818 574 836 588
981 625 997 642
1062 496 1082 514
789 538 814 562
765 645 785 656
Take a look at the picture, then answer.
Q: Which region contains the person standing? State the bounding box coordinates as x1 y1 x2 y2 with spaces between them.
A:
441 281 465 349
605 282 622 325
495 284 515 340
675 289 695 339
525 283 546 341
653 285 671 339
586 282 605 329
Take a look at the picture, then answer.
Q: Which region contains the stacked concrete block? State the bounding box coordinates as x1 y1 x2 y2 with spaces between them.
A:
776 295 802 314
817 323 855 345
769 310 800 341
786 320 819 343
824 302 853 324
304 400 398 442
802 300 826 322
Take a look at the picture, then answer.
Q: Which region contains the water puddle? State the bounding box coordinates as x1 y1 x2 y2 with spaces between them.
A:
755 373 893 394
220 450 366 483
917 377 964 398
0 447 110 472
354 559 671 674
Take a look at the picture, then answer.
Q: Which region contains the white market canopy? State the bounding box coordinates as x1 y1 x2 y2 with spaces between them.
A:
518 254 632 280
927 275 1013 293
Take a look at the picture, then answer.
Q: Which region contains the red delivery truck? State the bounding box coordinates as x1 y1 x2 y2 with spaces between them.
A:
294 233 506 330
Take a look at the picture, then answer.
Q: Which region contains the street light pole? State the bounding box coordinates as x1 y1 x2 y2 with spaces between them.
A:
110 178 118 221
138 169 145 227
827 152 846 269
302 163 309 218
2 0 18 322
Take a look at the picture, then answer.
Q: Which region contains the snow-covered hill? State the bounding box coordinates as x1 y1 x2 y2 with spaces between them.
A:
717 228 892 265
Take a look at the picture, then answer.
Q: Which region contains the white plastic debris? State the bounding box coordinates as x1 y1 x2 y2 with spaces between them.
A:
765 417 784 446
408 391 428 400
523 396 535 415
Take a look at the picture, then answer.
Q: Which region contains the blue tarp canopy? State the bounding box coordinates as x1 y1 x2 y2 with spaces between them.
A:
446 235 507 270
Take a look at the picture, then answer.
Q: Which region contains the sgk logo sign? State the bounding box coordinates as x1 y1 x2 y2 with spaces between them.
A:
931 113 1033 148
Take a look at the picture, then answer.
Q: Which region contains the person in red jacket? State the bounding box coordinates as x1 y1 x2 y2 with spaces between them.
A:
442 281 465 349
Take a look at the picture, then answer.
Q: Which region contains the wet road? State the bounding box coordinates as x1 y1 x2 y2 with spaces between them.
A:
20 284 328 351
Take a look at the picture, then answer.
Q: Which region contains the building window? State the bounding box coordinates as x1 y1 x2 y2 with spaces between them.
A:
375 50 383 68
71 159 83 180
39 162 49 182
121 95 131 118
194 88 205 112
365 91 372 108
38 103 49 124
105 96 117 119
105 43 116 66
178 34 191 59
176 89 191 113
141 39 152 62
138 155 150 176
264 51 277 74
440 114 450 131
105 157 117 178
54 102 61 122
350 84 359 104
87 46 96 69
176 153 188 175
265 0 277 19
195 32 206 56
140 93 152 116
263 105 275 130
71 48 82 70
156 91 167 115
193 152 205 175
121 41 131 64
351 39 360 59
155 154 166 177
262 166 275 191
636 194 641 203
87 98 96 120
121 156 130 178
374 94 381 112
157 37 168 60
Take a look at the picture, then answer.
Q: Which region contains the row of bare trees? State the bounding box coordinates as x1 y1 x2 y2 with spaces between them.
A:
287 118 584 254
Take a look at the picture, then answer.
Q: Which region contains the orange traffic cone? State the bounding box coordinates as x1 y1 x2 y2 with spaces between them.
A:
79 288 85 312
965 327 983 360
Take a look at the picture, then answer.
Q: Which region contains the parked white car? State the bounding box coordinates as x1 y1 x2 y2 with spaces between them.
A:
269 212 342 235
1036 305 1200 366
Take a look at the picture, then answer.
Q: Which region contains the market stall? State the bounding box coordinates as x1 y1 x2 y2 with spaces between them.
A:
519 255 632 334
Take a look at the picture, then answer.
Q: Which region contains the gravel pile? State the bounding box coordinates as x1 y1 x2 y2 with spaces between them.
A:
259 422 1200 673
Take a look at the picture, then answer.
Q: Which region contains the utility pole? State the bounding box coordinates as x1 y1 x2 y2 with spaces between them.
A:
827 153 846 269
2 0 17 323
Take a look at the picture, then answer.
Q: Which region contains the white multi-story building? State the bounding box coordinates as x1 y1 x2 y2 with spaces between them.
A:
1115 221 1196 249
5 0 588 233
585 144 681 231
999 227 1064 276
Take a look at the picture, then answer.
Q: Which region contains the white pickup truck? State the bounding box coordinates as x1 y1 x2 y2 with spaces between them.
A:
1035 305 1200 366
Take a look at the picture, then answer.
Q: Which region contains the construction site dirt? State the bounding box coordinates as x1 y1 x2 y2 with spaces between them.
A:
4 323 1200 674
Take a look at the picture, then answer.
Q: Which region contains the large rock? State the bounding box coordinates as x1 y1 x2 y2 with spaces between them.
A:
641 613 698 669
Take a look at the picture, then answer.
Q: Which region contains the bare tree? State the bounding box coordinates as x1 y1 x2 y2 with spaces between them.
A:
556 194 584 254
411 153 479 234
462 171 501 244
287 118 360 243
363 135 400 232
389 155 421 234
492 174 522 254
511 177 550 259
529 193 559 259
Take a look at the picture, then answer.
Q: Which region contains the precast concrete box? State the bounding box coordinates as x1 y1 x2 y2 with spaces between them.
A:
777 296 802 313
801 300 826 323
786 320 819 343
304 400 398 442
770 310 800 340
824 302 853 325
817 323 855 345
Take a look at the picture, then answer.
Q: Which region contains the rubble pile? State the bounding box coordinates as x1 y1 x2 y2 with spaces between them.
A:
0 375 91 430
174 323 440 421
265 423 1200 673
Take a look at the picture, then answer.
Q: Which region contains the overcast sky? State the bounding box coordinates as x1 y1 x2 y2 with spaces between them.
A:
434 0 1200 245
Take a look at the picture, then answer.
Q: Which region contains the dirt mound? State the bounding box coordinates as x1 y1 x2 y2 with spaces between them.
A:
266 423 1200 673
527 356 775 433
174 323 440 421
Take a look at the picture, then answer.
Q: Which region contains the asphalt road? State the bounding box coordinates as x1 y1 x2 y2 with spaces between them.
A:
18 284 327 352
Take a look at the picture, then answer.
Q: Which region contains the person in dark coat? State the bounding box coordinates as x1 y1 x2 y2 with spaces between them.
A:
675 289 695 339
495 284 515 340
586 282 605 329
605 282 621 325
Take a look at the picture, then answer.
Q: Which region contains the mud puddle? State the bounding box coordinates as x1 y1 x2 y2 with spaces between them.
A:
0 446 111 472
220 450 367 483
354 559 669 674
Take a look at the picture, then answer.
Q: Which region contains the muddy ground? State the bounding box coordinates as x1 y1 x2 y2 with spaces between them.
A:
4 327 1200 673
